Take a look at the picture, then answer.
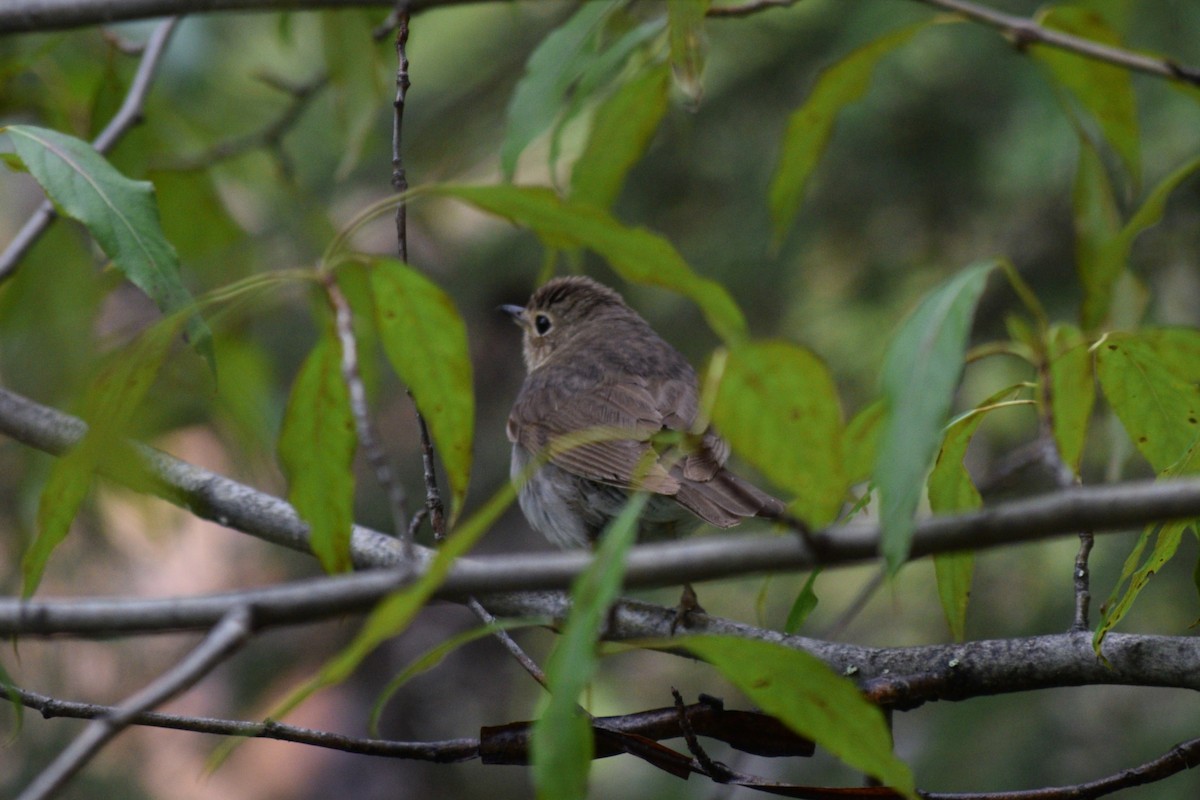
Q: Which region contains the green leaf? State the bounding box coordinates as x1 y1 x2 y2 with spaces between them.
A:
1047 325 1094 472
22 319 181 596
843 399 885 485
322 10 386 179
533 494 649 800
1096 334 1200 473
570 64 670 209
1073 135 1124 331
768 22 928 247
1095 520 1189 655
1140 327 1200 383
784 569 821 634
433 184 746 342
1118 154 1200 257
369 258 475 520
875 261 995 573
1 659 23 740
501 2 616 179
278 335 357 575
368 618 541 736
4 125 212 364
667 0 710 106
269 480 517 723
1034 7 1140 186
678 636 916 797
711 340 845 526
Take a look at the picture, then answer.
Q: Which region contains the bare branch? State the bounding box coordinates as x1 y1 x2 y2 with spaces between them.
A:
911 0 1200 86
0 17 179 283
15 606 252 800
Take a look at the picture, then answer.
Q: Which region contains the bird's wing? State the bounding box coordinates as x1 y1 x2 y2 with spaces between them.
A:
507 377 710 495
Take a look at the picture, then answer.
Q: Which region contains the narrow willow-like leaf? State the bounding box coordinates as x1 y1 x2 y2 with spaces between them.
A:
533 494 649 800
667 0 709 106
677 636 916 798
5 125 212 365
711 340 844 526
570 64 670 209
1118 154 1200 259
1 659 23 740
1034 7 1140 186
1047 325 1093 472
1073 137 1124 331
768 22 928 246
784 569 821 634
843 399 885 485
369 258 474 520
278 336 357 575
876 261 995 573
500 2 614 179
22 319 181 596
369 618 541 736
434 184 746 342
1096 334 1200 473
1095 520 1189 656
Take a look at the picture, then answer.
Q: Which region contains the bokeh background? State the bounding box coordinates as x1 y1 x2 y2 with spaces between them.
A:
3 0 1200 797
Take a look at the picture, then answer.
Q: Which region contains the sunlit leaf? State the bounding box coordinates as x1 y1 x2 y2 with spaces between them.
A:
570 64 670 209
434 184 746 342
876 261 995 573
278 335 357 575
369 258 474 520
1096 334 1200 473
677 636 916 797
711 339 844 526
501 2 615 179
1047 325 1093 472
533 494 649 800
22 318 181 596
4 125 212 365
667 0 709 106
1035 7 1140 186
768 22 928 246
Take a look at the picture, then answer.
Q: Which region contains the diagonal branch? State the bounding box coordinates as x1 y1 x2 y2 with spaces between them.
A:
0 17 180 283
15 606 252 800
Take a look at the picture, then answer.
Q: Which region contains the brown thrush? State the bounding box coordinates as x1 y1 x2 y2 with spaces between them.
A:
502 276 784 569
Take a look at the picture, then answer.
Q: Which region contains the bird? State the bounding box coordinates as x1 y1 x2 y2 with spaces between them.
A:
502 276 784 620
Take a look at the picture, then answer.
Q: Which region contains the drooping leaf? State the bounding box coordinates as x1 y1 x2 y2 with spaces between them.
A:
22 318 181 596
4 125 212 364
843 399 885 485
434 184 746 342
1096 333 1200 473
369 258 475 520
784 569 821 634
501 2 616 179
667 0 710 106
322 10 386 178
875 261 995 573
677 636 916 797
278 335 357 575
1046 325 1094 472
1073 136 1124 331
1034 7 1140 186
533 494 648 800
768 22 929 246
570 64 670 209
1095 520 1190 656
711 340 845 526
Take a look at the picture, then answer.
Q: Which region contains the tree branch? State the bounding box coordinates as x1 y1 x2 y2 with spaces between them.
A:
0 17 179 283
15 606 252 800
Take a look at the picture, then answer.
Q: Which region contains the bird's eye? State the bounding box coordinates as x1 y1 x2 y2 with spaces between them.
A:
534 314 552 335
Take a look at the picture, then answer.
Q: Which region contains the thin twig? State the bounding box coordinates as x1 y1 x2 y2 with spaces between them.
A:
16 606 253 800
391 2 411 261
0 17 180 283
323 274 413 557
413 393 447 540
911 0 1200 86
466 596 548 689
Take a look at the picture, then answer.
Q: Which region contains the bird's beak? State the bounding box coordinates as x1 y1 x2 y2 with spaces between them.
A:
500 304 526 326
